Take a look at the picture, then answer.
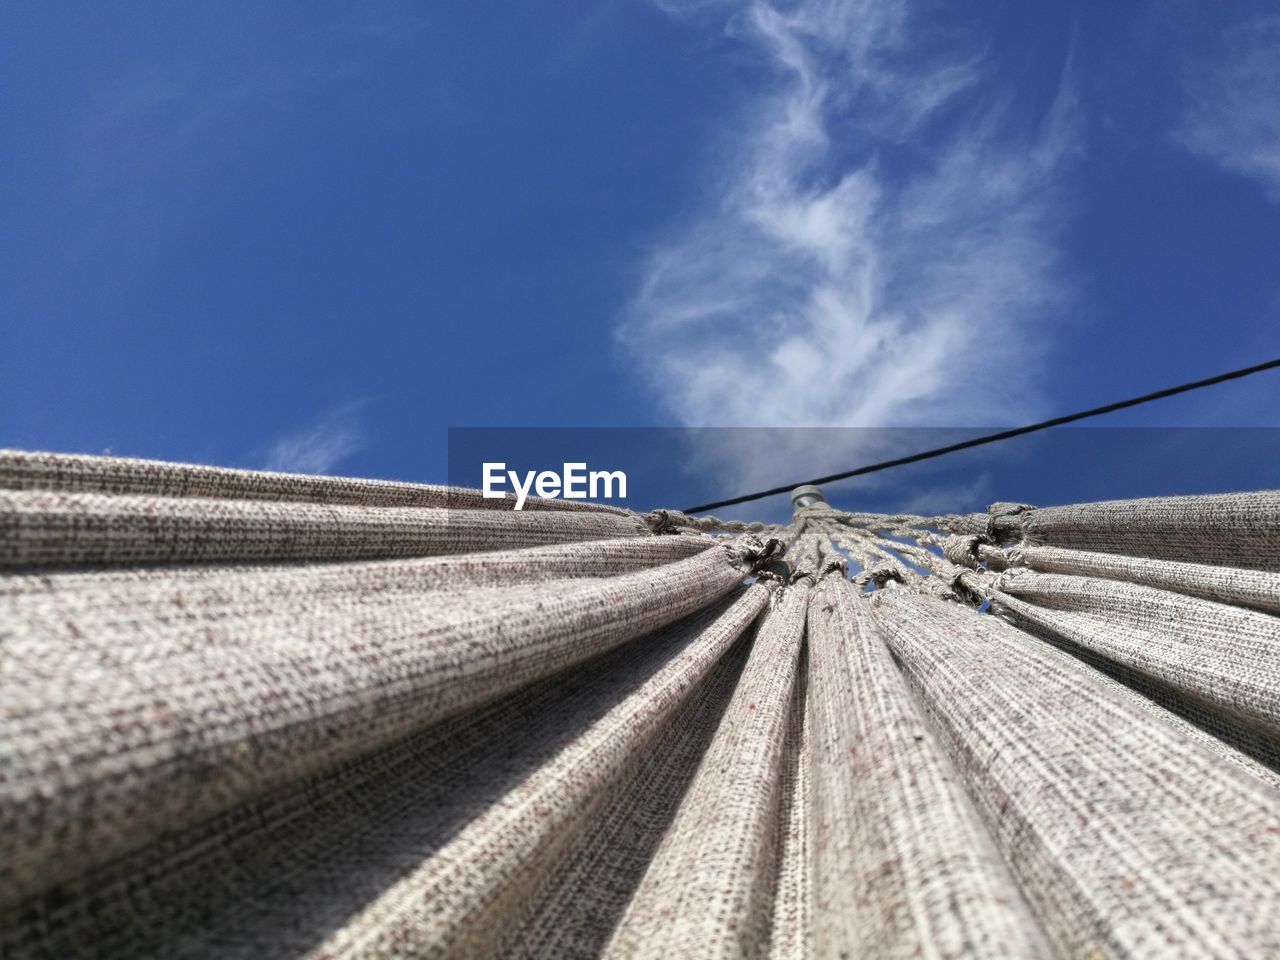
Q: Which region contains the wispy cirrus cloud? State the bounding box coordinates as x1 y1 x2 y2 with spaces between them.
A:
262 405 363 475
621 0 1076 451
1176 16 1280 201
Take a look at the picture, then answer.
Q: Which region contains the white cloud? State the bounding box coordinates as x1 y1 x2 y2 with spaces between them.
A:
262 406 363 475
1177 16 1280 201
620 0 1076 453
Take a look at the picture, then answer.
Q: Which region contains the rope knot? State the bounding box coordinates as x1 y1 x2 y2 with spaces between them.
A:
644 509 683 535
941 534 989 569
647 510 770 535
853 565 904 589
725 535 792 603
820 557 849 579
724 534 787 571
788 568 818 588
985 502 1035 544
929 568 990 605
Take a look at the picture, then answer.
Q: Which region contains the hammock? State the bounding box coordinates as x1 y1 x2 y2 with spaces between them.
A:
2 449 1278 958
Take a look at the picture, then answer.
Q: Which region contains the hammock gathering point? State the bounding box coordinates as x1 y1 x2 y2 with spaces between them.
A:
1 448 1279 958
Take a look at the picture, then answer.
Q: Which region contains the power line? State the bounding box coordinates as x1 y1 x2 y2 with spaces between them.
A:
683 356 1280 514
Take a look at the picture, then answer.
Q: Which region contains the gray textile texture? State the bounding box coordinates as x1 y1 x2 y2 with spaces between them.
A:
942 491 1280 570
2 450 1279 959
1010 542 1280 614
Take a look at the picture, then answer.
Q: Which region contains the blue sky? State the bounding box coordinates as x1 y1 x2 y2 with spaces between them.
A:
3 1 1279 515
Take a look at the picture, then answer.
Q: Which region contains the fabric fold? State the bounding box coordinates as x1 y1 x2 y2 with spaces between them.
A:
806 577 1048 958
3 589 765 959
603 584 808 959
943 492 1280 570
992 569 1280 749
302 586 770 959
872 589 1280 957
1 546 749 906
0 448 631 514
495 637 755 959
0 536 714 617
0 490 649 567
1009 542 1280 614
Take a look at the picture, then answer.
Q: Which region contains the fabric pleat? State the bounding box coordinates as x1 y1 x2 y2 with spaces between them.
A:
496 639 754 959
0 449 628 513
805 577 1049 958
0 534 711 607
300 588 768 959
0 490 649 567
765 641 812 960
943 491 1280 570
603 585 808 959
2 545 747 905
872 589 1280 957
3 593 761 959
1012 541 1280 614
992 569 1280 748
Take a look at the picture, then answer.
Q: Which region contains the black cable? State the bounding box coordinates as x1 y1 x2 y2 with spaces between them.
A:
683 356 1280 514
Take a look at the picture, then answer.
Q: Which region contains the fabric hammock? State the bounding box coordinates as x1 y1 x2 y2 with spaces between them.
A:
1 448 1278 958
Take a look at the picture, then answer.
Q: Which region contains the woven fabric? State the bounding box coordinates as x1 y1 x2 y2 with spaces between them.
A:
805 576 1048 958
0 534 712 605
941 491 1280 570
1020 492 1280 570
4 450 1280 959
0 490 649 567
992 569 1280 743
301 589 769 959
872 589 1280 957
2 545 747 905
3 592 763 959
1013 541 1280 614
496 640 753 959
766 641 812 960
603 585 809 959
0 449 629 513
